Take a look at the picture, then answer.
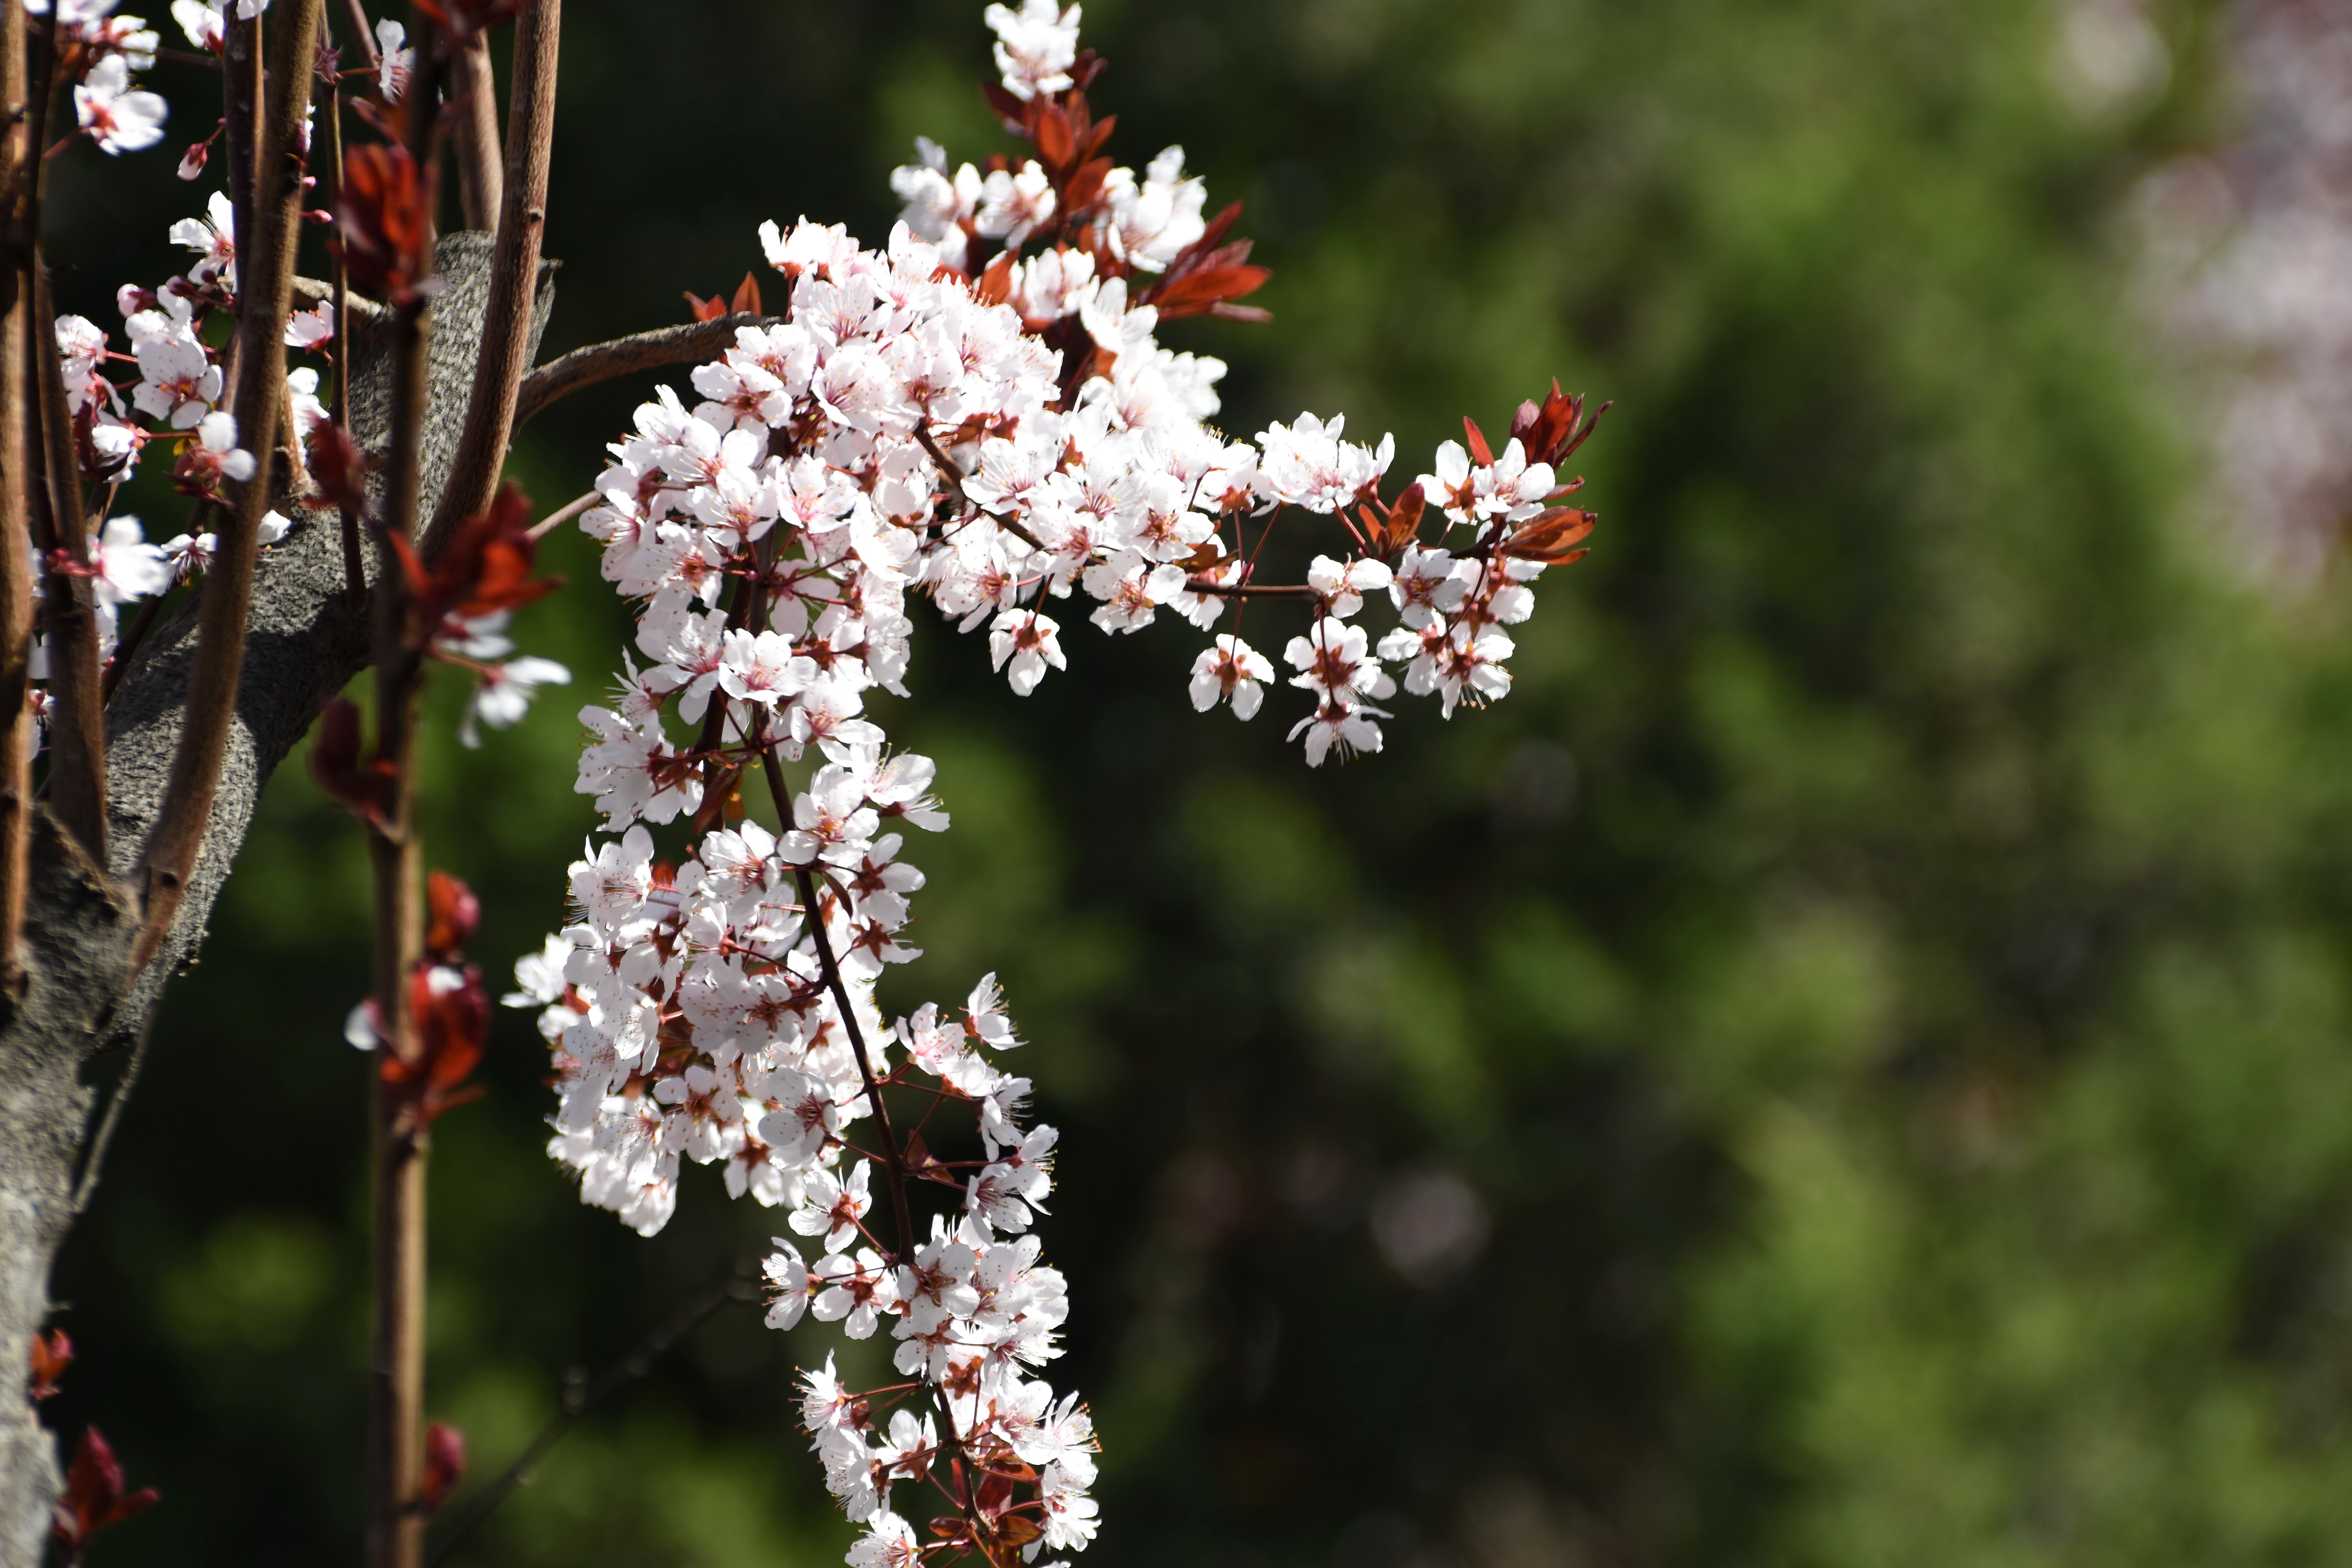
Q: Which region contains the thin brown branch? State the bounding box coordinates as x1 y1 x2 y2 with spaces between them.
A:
0 0 32 988
1183 578 1314 598
98 584 170 704
338 0 381 71
34 266 103 864
320 73 365 604
222 9 260 321
523 487 594 542
510 314 760 429
447 31 499 231
128 0 326 973
780 837 916 1262
918 422 1044 551
423 1265 758 1567
422 0 557 557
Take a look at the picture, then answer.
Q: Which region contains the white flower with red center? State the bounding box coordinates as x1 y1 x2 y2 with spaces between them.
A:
1306 553 1395 619
810 1247 902 1339
987 608 1064 695
1289 700 1389 767
1283 619 1393 706
167 190 236 288
847 1513 923 1568
75 55 167 156
793 1160 875 1253
984 0 1080 100
764 1241 812 1329
130 323 218 427
718 627 815 708
782 764 881 867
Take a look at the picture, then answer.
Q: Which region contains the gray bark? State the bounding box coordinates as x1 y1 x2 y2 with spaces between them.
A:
0 234 554 1564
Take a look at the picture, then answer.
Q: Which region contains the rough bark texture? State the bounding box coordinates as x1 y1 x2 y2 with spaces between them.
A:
0 234 554 1565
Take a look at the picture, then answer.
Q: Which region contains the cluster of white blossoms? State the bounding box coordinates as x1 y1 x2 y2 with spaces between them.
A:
30 0 324 700
510 4 1596 1562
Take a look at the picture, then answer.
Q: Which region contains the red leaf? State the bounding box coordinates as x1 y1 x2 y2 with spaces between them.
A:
682 289 728 323
333 143 435 307
1463 416 1494 467
27 1328 71 1401
309 697 398 829
1147 263 1271 319
51 1427 158 1560
976 250 1015 307
425 870 479 960
307 422 374 515
1499 506 1597 563
413 0 524 41
730 271 764 317
421 1421 468 1509
981 80 1028 132
1034 101 1073 173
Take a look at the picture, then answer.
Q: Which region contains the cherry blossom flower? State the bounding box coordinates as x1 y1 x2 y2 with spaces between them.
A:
458 656 572 747
984 0 1080 101
75 56 167 156
1188 634 1272 719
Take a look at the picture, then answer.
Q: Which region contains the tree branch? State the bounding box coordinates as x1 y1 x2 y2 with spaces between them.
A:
34 265 103 864
447 33 499 233
129 0 327 975
423 0 557 557
423 1265 757 1566
0 0 35 988
0 234 555 1567
511 314 760 429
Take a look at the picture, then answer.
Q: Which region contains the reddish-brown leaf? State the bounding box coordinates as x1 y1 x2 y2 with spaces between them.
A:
333 143 434 306
729 271 764 317
1034 100 1074 173
51 1427 158 1561
421 1421 468 1508
1463 416 1495 467
1499 506 1597 563
1149 263 1271 316
425 870 480 960
27 1328 71 1401
307 421 374 515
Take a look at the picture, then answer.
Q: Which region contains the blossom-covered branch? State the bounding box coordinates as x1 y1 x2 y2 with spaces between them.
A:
510 5 1602 1566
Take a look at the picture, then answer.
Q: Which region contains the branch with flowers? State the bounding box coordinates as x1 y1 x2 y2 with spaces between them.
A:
0 1 1604 1565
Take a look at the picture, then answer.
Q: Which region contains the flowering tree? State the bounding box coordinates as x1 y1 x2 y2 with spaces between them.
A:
0 2 1602 1565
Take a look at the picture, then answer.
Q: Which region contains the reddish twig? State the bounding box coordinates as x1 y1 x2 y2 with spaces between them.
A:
362 30 445 1568
130 0 328 974
0 0 33 987
447 31 500 231
34 265 104 863
422 0 557 558
510 314 761 428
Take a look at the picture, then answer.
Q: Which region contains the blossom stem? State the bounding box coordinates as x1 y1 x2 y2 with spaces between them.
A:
775 797 916 1263
522 487 596 542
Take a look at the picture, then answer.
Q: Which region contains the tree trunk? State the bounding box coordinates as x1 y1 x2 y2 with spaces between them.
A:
0 234 555 1564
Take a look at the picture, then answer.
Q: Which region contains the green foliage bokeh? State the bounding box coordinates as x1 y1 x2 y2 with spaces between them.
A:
40 0 2352 1564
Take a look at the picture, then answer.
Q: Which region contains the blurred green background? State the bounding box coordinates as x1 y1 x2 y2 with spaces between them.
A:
37 0 2352 1563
